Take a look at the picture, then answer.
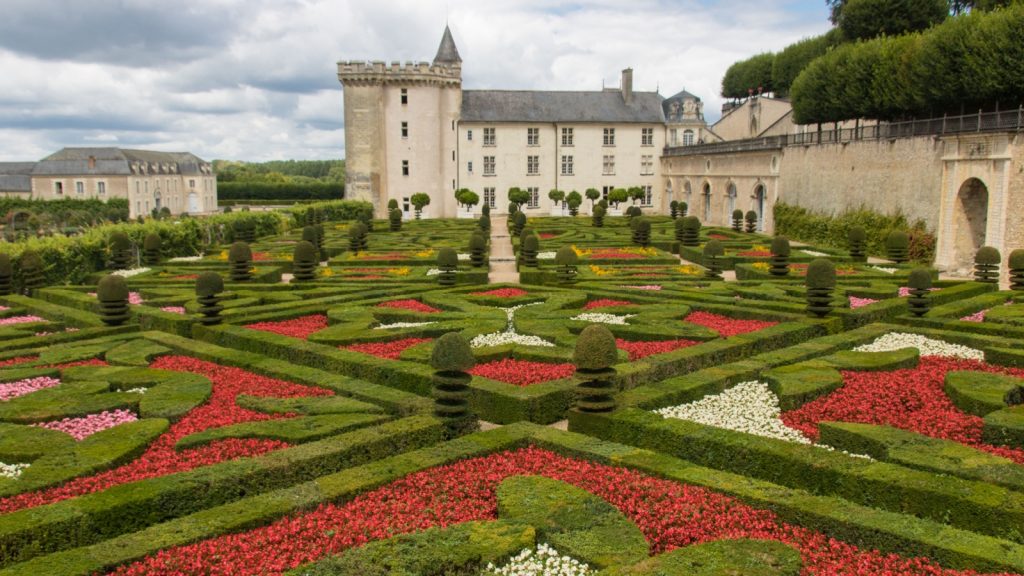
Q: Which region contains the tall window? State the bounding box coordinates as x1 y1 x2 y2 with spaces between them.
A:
683 130 695 146
467 161 473 174
75 181 84 196
641 155 654 176
467 129 473 141
527 127 539 146
670 129 678 146
641 185 653 206
641 128 654 146
602 185 613 200
189 179 196 189
97 182 106 195
483 156 496 176
602 155 615 175
561 127 574 146
527 155 539 175
483 127 496 146
483 187 496 208
54 181 64 196
402 160 410 176
603 128 615 146
400 88 408 105
561 155 574 176
527 187 540 209
401 122 408 138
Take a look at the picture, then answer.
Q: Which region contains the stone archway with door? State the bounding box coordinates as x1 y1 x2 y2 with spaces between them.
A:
950 178 989 275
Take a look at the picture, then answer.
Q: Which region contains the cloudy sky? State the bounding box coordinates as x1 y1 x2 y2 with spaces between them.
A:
0 0 830 162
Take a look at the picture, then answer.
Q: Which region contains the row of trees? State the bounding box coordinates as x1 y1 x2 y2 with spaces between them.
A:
214 159 345 185
452 187 651 211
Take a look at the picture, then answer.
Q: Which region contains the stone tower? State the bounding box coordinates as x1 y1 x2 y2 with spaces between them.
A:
337 26 463 217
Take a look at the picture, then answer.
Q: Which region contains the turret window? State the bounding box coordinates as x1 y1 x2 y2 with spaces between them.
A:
401 122 408 138
400 89 408 105
402 160 410 176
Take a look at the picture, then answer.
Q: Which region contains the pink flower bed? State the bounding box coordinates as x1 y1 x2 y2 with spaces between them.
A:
684 311 778 338
470 288 529 298
898 286 939 297
36 409 138 441
960 310 987 322
622 284 662 291
161 306 187 315
583 299 636 310
342 338 432 360
376 300 440 313
0 376 60 401
469 359 575 387
245 315 329 340
89 292 144 304
0 315 45 325
849 296 879 309
736 250 772 257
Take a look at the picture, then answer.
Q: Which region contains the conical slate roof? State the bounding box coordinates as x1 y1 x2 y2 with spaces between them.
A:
433 25 462 64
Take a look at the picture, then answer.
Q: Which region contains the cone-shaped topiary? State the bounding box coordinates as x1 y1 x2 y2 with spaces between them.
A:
196 272 224 325
681 216 701 247
1010 249 1024 291
745 210 758 233
228 241 253 282
292 241 318 282
573 324 618 413
555 245 579 284
437 247 458 286
732 209 743 232
632 218 651 247
847 227 867 262
669 200 679 219
770 236 791 277
469 232 487 268
0 253 11 296
96 274 131 326
805 258 837 317
592 204 605 228
387 208 403 230
886 230 910 263
348 222 366 254
906 268 933 317
109 231 133 270
142 233 162 266
703 240 724 280
974 246 1001 283
512 211 527 236
478 213 491 233
521 234 539 268
430 332 477 435
19 250 45 295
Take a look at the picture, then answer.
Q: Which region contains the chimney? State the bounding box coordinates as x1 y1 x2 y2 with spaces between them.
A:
621 68 633 105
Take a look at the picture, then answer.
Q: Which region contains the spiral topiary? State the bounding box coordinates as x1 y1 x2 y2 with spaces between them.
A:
109 231 133 270
555 245 579 284
508 201 518 215
703 240 724 280
142 233 162 266
974 246 1001 283
632 218 651 247
430 332 477 435
482 203 490 217
680 201 688 217
769 236 791 277
906 268 933 317
478 213 491 233
732 209 743 232
0 253 12 296
292 241 318 282
348 222 367 254
591 204 605 228
228 241 253 282
573 324 619 413
389 208 402 232
805 258 837 317
233 219 256 243
19 250 45 294
848 227 867 262
301 226 321 261
886 230 910 263
521 234 539 268
96 274 131 326
1010 249 1024 291
196 272 224 325
681 216 701 247
437 247 458 286
669 200 679 219
744 210 758 233
357 210 374 233
512 211 527 237
469 232 487 268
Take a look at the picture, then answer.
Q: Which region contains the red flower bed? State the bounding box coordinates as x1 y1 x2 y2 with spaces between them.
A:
538 232 558 240
252 252 272 262
107 446 1014 576
0 355 39 368
737 250 772 257
172 274 199 280
0 356 332 514
783 356 1024 463
376 299 440 313
616 339 699 361
583 299 636 310
469 359 575 387
590 249 644 259
245 315 328 340
684 311 778 338
470 288 529 298
708 233 730 240
49 358 109 369
343 338 432 360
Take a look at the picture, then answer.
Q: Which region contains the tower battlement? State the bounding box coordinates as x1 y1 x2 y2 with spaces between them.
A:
337 60 461 86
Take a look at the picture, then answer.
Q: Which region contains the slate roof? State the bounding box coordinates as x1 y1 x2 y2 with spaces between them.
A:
433 25 462 64
0 162 35 192
32 148 211 176
665 89 701 102
460 90 665 124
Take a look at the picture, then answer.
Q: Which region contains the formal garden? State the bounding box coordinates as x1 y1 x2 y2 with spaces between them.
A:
1 198 1023 575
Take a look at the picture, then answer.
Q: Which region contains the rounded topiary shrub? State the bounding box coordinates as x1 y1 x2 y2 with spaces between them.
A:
1009 249 1024 291
96 274 131 326
669 200 679 219
437 247 458 286
805 258 836 317
521 234 540 268
389 208 402 232
681 216 701 247
348 222 367 253
142 233 162 266
592 204 606 228
512 211 527 236
0 253 11 296
848 227 867 262
974 246 1000 283
196 272 224 325
770 236 791 277
886 230 910 263
469 232 487 268
626 205 641 219
109 231 133 270
703 239 724 280
292 241 318 282
19 249 46 294
573 324 618 413
302 226 320 258
228 241 253 282
632 218 651 247
906 267 933 317
679 201 688 217
555 245 579 284
732 209 743 232
430 332 477 435
478 213 491 233
744 210 758 233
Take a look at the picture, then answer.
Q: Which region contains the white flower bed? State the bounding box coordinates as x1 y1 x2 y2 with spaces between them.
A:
853 332 984 361
169 255 204 262
870 265 898 274
538 251 556 260
426 268 441 276
486 543 591 576
111 267 151 278
125 388 148 394
457 253 471 261
570 312 635 325
373 321 437 330
0 462 29 480
471 303 555 348
801 250 828 257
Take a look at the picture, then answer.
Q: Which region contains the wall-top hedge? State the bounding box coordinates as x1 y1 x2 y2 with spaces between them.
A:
217 182 344 203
